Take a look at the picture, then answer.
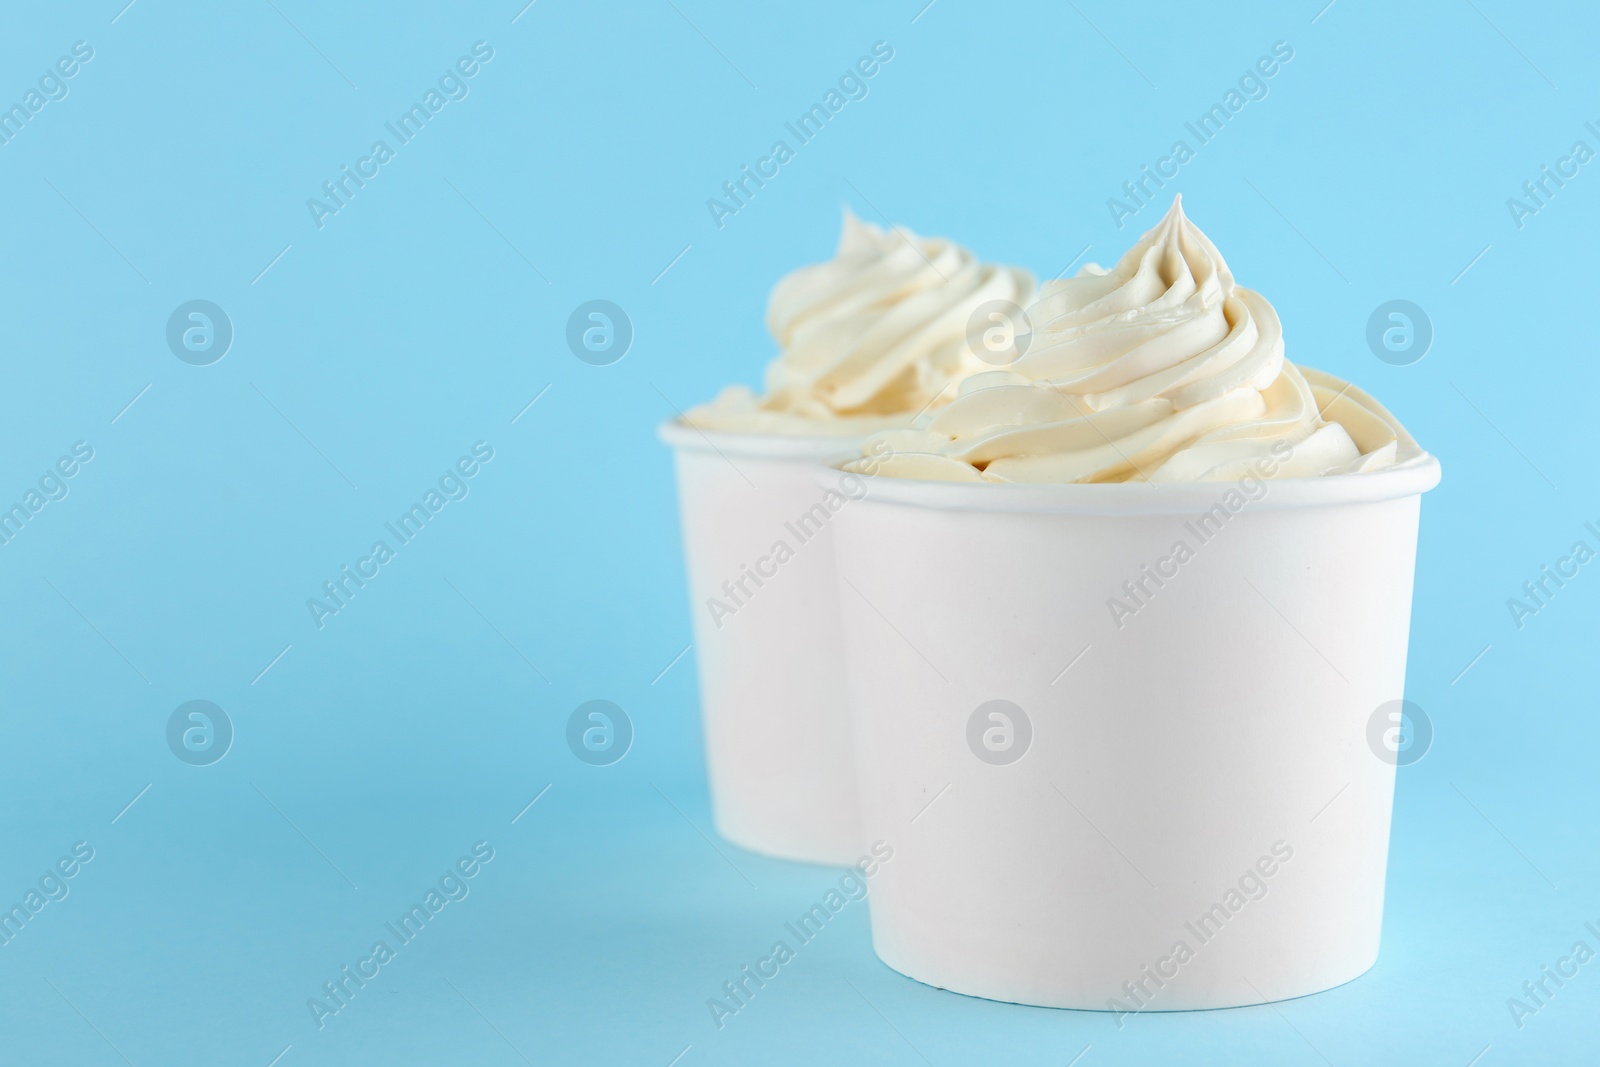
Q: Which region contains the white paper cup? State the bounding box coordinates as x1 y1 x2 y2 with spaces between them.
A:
660 420 870 866
826 454 1441 1010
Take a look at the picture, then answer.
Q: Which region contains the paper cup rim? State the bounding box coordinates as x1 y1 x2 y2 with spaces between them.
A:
658 418 868 462
815 452 1441 515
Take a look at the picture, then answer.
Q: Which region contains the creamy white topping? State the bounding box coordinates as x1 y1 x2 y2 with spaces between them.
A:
848 196 1419 482
685 211 1036 436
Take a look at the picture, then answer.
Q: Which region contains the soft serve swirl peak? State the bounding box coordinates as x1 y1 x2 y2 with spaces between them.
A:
685 211 1036 435
849 195 1421 482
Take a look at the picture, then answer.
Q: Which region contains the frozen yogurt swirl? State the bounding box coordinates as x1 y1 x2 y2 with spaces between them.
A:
685 211 1036 436
847 196 1421 482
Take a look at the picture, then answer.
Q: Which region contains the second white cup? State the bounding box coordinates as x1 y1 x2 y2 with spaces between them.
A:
661 421 868 866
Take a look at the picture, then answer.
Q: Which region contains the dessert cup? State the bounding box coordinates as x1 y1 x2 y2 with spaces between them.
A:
825 446 1441 1009
661 420 869 865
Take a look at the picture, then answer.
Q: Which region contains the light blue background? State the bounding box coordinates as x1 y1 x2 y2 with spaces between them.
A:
0 1 1594 1063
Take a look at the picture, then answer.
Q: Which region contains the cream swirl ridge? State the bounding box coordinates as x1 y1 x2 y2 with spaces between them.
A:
849 196 1420 482
684 211 1036 436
